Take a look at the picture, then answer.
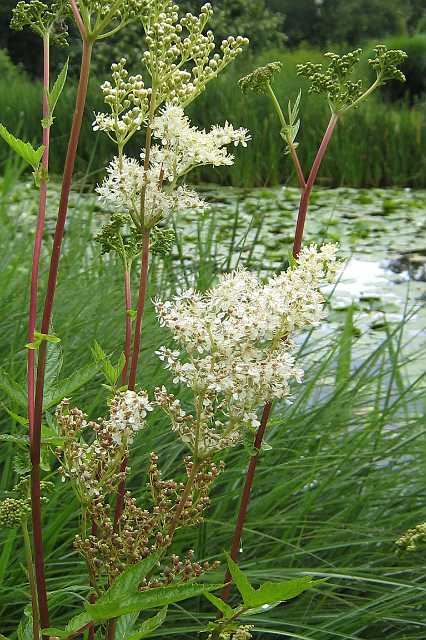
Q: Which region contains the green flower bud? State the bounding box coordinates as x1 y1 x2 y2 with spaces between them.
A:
239 62 282 96
0 498 31 528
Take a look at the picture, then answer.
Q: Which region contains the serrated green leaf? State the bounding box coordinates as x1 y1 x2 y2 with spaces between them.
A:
0 123 44 170
126 607 168 640
44 361 101 409
2 406 28 426
43 610 93 639
65 610 93 633
225 556 254 604
246 576 323 608
204 592 234 617
45 340 64 392
226 556 321 608
48 58 69 115
0 433 29 447
102 553 161 604
14 450 31 476
41 424 64 446
17 615 33 640
0 370 27 408
104 359 118 386
91 340 107 363
116 614 139 640
87 583 223 621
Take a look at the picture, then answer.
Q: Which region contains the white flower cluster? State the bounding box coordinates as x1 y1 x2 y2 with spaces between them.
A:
140 2 249 106
151 104 250 178
55 390 152 501
154 244 338 457
108 389 153 445
96 106 250 227
96 155 207 227
93 58 151 149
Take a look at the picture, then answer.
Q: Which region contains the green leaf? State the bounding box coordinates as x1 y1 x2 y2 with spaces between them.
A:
87 583 223 621
45 340 64 392
99 552 161 605
14 450 31 476
0 433 29 447
204 592 234 617
2 407 28 426
126 607 168 640
43 609 93 639
0 633 11 639
116 614 139 640
48 58 69 115
44 361 101 409
0 123 44 170
0 370 27 408
41 424 64 446
246 576 323 608
17 614 33 640
226 556 322 608
91 340 107 363
225 556 254 604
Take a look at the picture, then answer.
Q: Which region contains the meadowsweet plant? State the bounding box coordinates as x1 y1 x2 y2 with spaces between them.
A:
222 44 408 593
0 2 409 639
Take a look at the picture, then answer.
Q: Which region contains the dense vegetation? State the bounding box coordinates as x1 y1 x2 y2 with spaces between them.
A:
1 44 426 188
1 166 425 637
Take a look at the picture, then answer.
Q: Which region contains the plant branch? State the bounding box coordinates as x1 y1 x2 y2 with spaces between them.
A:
31 37 93 633
69 0 86 39
293 113 339 257
120 264 133 386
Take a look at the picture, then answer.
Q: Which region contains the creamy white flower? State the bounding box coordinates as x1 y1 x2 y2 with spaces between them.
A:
154 244 338 456
108 389 153 445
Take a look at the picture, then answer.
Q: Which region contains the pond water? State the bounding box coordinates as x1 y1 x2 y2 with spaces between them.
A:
4 181 426 370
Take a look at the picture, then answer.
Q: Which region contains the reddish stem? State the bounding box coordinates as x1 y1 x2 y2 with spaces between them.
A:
113 231 150 528
31 37 93 632
221 402 272 601
222 113 339 601
289 144 306 191
127 230 150 391
293 114 339 256
120 267 133 386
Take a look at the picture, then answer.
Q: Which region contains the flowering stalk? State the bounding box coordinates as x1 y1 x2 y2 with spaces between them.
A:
223 45 407 598
120 264 133 386
222 110 339 602
31 29 93 632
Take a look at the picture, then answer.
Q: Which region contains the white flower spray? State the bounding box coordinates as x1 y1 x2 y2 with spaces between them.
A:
154 244 338 458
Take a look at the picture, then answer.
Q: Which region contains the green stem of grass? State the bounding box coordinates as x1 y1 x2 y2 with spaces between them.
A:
21 518 40 640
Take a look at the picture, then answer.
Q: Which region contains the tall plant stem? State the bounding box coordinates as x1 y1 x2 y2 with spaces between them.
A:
293 113 339 257
113 231 150 529
222 113 339 601
22 518 40 640
28 34 50 445
120 265 133 386
31 36 93 632
127 230 151 391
